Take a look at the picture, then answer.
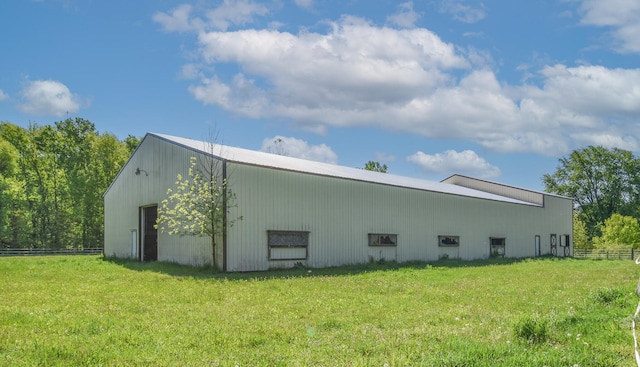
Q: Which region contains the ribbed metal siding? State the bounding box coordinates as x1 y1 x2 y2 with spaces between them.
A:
226 164 573 271
104 135 213 266
106 136 573 271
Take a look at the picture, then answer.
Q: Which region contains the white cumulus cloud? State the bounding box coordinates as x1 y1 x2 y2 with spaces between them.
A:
578 0 640 53
18 80 81 117
0 89 8 101
153 4 200 32
570 131 638 152
190 16 468 126
387 2 420 28
532 64 640 118
511 64 640 152
153 0 269 32
407 150 501 179
156 6 640 157
261 135 338 164
206 0 269 31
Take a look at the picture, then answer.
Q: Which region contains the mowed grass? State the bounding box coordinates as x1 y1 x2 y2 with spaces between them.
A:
0 256 637 366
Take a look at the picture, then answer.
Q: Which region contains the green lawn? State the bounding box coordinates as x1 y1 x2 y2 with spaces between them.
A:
0 255 637 366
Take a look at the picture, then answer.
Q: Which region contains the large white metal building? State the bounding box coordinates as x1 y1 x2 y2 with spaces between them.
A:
103 133 574 272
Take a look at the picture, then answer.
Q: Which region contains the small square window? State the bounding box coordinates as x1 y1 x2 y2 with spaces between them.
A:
369 233 397 246
438 235 459 247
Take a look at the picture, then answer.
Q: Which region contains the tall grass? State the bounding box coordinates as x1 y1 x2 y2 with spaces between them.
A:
0 256 637 366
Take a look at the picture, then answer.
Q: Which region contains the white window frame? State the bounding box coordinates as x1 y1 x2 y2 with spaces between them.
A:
267 230 309 260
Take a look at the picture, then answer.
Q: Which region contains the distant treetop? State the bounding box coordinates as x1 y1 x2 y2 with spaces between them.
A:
364 160 388 173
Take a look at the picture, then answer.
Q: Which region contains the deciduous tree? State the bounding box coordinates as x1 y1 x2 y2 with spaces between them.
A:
543 146 640 238
0 137 28 247
156 155 241 270
592 214 640 249
573 213 591 249
364 161 388 173
0 119 131 248
124 134 141 155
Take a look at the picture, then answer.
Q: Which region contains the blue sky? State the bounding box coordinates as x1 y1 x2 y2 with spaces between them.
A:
1 0 639 191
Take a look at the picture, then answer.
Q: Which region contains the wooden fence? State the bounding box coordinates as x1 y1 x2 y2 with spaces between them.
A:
573 248 638 260
0 248 103 257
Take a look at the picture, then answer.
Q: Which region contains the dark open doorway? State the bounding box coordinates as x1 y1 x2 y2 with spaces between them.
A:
140 205 158 262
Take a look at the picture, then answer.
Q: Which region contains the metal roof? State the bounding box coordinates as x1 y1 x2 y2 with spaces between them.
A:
151 133 539 206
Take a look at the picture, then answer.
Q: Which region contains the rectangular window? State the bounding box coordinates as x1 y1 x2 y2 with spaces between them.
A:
368 233 397 246
438 235 460 247
268 231 309 260
490 237 506 258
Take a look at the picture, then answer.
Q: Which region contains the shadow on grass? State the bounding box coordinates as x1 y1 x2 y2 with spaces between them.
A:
104 255 572 281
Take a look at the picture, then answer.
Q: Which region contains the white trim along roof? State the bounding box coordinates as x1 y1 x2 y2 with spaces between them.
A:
150 133 539 207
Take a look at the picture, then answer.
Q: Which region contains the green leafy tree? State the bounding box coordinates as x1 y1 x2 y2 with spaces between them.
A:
1 122 57 247
543 146 640 238
54 118 97 248
364 161 388 173
592 214 640 249
156 156 241 270
83 133 130 247
0 137 28 247
0 176 28 247
573 213 591 249
36 124 73 248
124 134 141 155
0 137 18 176
0 119 131 249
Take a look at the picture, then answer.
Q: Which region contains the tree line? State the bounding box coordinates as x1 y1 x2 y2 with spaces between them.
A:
0 118 138 249
1 117 639 250
543 146 640 249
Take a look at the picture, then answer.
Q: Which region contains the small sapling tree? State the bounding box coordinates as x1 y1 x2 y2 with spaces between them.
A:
156 142 241 269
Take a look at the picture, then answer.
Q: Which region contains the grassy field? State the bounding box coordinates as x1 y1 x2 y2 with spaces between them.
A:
0 255 637 366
